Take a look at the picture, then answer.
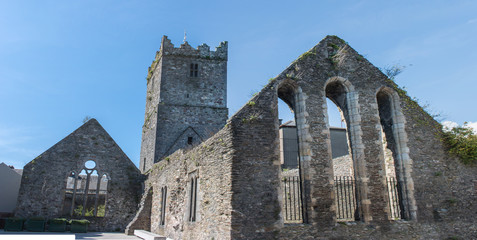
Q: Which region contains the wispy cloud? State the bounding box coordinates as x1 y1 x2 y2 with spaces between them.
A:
467 122 477 134
442 121 459 131
468 18 477 24
442 120 477 134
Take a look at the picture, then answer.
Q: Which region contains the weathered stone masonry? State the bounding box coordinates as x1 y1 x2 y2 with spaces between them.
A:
127 125 234 239
128 35 476 239
16 119 142 232
139 36 228 173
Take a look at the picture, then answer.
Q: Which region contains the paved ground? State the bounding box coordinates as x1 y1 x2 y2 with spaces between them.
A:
0 230 141 240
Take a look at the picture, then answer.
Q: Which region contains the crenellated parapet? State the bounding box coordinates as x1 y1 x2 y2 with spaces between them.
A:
155 35 228 60
141 34 228 174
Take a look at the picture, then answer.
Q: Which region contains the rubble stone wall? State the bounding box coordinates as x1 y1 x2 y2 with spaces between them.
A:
130 35 476 239
127 126 234 239
15 119 142 232
139 36 228 173
222 35 477 239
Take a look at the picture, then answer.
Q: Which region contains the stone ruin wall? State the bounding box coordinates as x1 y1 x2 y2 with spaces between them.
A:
140 36 228 173
217 35 476 239
284 155 355 178
15 119 142 232
332 155 354 177
277 87 477 239
127 126 234 240
129 36 476 239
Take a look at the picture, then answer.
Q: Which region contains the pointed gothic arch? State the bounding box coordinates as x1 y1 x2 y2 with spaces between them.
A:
276 78 310 223
376 87 416 220
324 76 369 222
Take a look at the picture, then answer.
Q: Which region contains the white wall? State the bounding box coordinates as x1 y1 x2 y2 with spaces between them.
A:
0 163 22 213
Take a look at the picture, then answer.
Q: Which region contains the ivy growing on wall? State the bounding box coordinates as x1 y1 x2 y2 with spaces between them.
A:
442 123 477 165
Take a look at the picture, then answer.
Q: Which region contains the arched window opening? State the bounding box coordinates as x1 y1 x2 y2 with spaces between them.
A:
325 81 358 222
62 160 108 218
377 89 412 220
277 80 305 224
278 98 297 170
327 98 346 129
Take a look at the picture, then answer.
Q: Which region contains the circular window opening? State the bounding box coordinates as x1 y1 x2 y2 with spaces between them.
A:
85 160 96 169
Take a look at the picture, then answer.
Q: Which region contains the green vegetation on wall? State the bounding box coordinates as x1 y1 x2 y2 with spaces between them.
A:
442 123 477 165
381 65 477 165
73 204 106 217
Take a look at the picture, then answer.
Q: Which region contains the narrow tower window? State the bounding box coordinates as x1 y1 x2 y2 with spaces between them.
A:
188 137 193 145
188 174 198 222
159 186 167 226
190 63 198 77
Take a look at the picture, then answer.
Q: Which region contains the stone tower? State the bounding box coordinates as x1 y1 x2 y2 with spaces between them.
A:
139 36 228 173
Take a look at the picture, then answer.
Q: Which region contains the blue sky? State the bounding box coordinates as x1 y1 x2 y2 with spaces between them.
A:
1 0 476 169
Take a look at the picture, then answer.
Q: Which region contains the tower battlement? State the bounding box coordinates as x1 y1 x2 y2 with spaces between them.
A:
155 35 228 61
140 35 228 173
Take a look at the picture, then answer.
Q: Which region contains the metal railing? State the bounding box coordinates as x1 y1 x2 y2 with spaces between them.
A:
334 176 357 221
386 177 402 220
282 176 303 223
